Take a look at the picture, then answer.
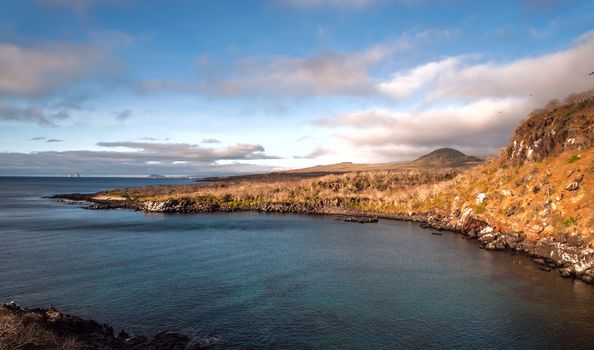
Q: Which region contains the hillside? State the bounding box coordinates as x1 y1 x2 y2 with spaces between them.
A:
284 161 407 174
202 148 478 183
411 148 481 167
60 90 594 284
285 148 480 174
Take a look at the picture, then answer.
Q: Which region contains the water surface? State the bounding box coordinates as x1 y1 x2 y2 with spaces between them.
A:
0 177 592 349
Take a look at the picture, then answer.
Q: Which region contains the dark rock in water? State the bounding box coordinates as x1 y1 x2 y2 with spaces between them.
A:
127 335 150 347
484 243 496 250
117 330 130 339
559 268 572 278
533 258 546 265
194 335 219 349
148 331 190 349
494 241 506 250
338 216 378 223
539 266 552 272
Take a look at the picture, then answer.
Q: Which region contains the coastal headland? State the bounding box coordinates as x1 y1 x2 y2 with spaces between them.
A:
56 91 594 284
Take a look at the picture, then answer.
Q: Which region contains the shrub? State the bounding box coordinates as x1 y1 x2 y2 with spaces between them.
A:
567 154 580 163
562 216 577 227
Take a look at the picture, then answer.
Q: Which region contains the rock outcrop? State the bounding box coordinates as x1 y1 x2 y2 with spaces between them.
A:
0 302 218 349
505 90 594 165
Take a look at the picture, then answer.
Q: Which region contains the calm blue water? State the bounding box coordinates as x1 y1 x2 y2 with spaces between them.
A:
0 177 593 349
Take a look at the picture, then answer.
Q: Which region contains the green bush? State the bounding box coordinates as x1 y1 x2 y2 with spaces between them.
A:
567 154 580 163
562 216 577 227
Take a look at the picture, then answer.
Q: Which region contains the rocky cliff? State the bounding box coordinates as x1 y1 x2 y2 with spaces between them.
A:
505 89 594 165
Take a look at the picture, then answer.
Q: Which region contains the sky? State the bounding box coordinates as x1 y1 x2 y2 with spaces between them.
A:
0 0 593 176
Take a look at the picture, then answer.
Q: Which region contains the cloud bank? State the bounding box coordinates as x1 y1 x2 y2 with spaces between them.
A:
140 42 409 99
0 141 278 176
314 29 594 160
0 42 102 97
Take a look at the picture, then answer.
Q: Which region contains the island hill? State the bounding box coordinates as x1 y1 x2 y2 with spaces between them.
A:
57 90 594 284
200 147 481 183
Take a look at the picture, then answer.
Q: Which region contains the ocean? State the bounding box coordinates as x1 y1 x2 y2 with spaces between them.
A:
0 177 592 349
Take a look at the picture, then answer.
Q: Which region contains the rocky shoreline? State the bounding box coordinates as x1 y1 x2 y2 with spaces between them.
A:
52 193 594 285
0 302 218 349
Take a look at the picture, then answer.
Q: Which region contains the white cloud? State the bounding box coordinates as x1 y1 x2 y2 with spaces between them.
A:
0 42 102 97
313 29 594 161
141 41 410 98
293 147 328 159
95 141 279 161
202 138 221 144
430 31 594 104
315 97 527 156
0 141 279 176
377 57 461 99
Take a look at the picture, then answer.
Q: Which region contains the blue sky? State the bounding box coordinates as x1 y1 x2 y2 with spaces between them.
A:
1 0 593 176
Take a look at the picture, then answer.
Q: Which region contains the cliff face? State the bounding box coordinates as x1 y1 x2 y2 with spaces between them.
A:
505 90 594 165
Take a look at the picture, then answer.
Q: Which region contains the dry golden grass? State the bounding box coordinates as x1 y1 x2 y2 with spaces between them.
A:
0 309 85 350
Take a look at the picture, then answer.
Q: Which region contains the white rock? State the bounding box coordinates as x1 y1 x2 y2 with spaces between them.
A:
476 193 487 204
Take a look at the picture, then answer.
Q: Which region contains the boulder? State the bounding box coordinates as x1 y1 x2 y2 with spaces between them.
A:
478 233 495 244
559 268 572 278
494 241 506 250
476 193 487 204
533 258 546 265
566 181 580 191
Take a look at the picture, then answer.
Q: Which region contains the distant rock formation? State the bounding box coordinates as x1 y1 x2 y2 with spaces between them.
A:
411 148 481 167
